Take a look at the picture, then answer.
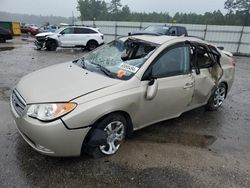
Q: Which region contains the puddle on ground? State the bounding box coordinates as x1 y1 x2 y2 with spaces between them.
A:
132 129 216 148
0 87 11 101
0 47 15 51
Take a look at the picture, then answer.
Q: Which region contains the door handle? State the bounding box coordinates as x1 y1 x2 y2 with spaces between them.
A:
184 83 193 89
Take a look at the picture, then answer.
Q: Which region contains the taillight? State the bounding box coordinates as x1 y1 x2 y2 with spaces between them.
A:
101 34 104 40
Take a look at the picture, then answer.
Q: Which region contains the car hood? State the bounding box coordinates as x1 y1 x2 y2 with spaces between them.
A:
36 32 54 37
16 62 121 104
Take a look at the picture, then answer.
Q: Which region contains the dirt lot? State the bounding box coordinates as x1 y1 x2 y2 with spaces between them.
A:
0 37 250 188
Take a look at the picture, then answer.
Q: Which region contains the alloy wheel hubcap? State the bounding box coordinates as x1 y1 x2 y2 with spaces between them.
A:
213 87 226 108
99 121 125 155
89 44 97 50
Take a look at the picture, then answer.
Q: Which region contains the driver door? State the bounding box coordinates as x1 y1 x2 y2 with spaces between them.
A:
135 43 194 128
59 28 75 47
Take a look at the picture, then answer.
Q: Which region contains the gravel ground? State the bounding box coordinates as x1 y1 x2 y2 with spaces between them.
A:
0 37 249 188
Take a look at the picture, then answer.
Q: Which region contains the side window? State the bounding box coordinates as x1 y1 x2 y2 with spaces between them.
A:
178 27 186 36
168 27 177 36
190 45 214 69
152 45 190 78
74 28 98 34
87 28 98 34
74 28 86 34
60 28 74 34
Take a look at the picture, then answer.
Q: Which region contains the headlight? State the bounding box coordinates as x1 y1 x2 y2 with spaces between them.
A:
27 103 77 121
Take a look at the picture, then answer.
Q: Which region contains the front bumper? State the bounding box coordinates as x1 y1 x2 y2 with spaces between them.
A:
6 34 13 40
10 95 90 157
34 40 44 49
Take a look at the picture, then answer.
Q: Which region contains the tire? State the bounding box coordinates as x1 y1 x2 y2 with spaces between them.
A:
35 47 42 50
46 40 57 51
86 40 98 51
206 83 227 111
0 37 6 43
84 113 127 158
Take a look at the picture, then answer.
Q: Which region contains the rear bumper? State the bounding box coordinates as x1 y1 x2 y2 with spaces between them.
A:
0 34 12 40
6 35 13 40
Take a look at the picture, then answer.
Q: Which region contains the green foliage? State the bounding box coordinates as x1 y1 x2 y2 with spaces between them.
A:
225 0 250 12
224 0 250 25
77 0 108 20
109 0 122 14
77 0 250 26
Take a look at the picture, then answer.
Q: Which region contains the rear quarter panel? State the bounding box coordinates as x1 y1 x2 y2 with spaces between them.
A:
220 53 235 93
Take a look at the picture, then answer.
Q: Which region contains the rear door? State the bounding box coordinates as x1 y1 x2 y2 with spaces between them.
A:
74 28 98 46
189 42 223 107
74 28 88 46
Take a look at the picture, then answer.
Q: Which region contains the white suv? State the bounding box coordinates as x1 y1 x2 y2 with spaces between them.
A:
37 26 104 51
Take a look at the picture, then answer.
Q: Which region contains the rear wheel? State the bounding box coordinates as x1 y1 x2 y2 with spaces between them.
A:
84 113 127 158
206 83 227 111
46 40 57 51
87 40 98 51
0 37 6 43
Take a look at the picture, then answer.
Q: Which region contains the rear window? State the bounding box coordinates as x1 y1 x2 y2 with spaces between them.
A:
74 28 98 34
178 27 187 36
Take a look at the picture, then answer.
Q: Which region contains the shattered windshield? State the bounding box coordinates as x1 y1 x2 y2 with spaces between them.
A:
74 38 158 80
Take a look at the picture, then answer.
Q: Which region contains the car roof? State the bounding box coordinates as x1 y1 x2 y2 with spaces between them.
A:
120 35 205 45
67 26 96 29
146 25 185 28
64 26 99 32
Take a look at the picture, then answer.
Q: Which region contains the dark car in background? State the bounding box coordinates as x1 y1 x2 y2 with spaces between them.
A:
129 25 188 36
0 27 13 43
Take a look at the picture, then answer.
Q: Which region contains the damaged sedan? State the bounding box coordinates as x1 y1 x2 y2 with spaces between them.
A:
10 35 235 157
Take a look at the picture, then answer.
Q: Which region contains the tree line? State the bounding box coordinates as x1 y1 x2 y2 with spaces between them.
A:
77 0 250 26
0 11 73 25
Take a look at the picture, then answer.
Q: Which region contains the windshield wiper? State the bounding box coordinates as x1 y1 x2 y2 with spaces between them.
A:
91 63 114 78
72 58 87 70
79 57 87 69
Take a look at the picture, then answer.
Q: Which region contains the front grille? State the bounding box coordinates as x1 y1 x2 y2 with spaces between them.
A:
36 36 46 42
12 89 26 116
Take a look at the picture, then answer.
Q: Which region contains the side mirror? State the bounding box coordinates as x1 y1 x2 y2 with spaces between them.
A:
146 78 158 100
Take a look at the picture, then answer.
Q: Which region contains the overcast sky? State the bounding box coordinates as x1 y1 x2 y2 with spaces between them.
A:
0 0 227 17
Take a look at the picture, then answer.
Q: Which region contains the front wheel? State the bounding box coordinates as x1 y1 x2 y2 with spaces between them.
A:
206 83 227 111
0 37 6 43
46 40 57 51
84 113 127 158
